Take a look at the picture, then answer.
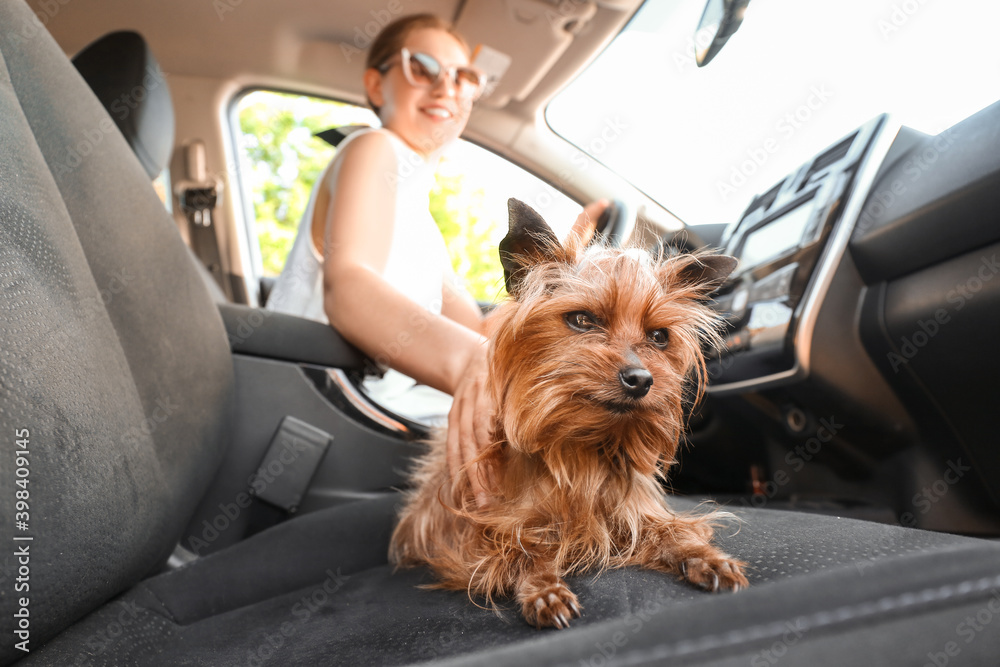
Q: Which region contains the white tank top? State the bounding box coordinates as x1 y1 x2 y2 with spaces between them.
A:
266 127 454 421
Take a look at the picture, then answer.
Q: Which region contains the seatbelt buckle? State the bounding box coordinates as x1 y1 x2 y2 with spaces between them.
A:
250 416 333 513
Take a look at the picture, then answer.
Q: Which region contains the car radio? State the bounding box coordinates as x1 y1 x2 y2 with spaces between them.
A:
707 115 895 393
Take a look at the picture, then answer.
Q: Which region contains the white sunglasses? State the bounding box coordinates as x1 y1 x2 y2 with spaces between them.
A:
379 48 486 101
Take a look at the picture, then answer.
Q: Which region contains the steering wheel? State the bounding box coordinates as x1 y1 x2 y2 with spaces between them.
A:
593 198 635 247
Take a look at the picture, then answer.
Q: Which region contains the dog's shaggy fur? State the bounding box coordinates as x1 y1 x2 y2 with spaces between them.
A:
390 199 747 628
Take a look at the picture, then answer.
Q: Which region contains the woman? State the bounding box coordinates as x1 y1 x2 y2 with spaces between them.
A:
268 14 605 506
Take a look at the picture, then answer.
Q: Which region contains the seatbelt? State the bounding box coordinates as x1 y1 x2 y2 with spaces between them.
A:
175 139 231 299
251 415 334 514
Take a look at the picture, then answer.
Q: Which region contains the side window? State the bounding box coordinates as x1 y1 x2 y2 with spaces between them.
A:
152 170 172 212
432 141 581 302
235 91 379 280
234 90 580 303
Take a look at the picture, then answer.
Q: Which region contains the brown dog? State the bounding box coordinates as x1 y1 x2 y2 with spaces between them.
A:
390 199 747 629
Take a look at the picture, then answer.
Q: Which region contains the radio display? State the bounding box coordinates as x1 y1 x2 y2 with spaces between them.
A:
738 204 814 269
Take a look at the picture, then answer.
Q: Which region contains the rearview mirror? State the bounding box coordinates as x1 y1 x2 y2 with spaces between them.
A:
695 0 751 67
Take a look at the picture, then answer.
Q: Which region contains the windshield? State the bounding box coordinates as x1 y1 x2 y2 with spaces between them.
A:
547 0 1000 227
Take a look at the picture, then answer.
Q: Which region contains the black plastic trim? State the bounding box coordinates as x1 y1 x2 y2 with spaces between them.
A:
219 303 367 370
851 99 1000 284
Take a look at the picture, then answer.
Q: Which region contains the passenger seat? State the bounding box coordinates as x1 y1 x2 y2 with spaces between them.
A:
2 1 1000 664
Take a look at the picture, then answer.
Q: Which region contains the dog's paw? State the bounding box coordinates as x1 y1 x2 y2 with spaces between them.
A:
521 578 582 629
681 554 749 592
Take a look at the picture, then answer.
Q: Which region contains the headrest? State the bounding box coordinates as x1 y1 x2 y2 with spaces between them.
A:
72 31 174 179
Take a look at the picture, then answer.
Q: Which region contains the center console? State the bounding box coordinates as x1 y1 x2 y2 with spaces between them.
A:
707 114 899 394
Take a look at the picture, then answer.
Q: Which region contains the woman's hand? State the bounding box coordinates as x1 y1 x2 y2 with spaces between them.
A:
445 342 496 509
567 199 609 247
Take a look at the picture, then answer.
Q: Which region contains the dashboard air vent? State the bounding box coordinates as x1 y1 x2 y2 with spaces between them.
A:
747 181 782 217
798 132 856 190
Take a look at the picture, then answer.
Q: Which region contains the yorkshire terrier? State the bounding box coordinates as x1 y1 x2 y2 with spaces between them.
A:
390 198 747 629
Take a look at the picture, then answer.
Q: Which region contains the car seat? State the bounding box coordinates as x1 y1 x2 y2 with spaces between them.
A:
2 1 1000 664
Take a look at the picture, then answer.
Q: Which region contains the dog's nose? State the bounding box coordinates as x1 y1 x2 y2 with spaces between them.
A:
619 366 653 398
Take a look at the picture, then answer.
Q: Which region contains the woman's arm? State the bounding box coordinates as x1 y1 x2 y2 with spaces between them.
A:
321 131 493 506
440 274 486 334
321 131 486 397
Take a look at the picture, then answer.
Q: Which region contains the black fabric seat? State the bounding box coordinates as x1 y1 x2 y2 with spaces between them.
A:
1 1 999 665
18 495 1000 666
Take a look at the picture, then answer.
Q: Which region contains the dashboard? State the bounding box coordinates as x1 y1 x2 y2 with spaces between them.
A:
706 115 893 394
695 100 1000 531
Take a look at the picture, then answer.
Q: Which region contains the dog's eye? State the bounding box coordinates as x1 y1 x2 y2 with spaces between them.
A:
565 311 599 332
648 328 669 348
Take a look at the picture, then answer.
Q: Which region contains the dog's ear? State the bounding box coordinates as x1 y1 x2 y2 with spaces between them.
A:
673 253 738 297
500 198 562 297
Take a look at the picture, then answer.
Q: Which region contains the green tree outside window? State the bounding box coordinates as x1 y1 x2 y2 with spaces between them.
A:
237 90 507 303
